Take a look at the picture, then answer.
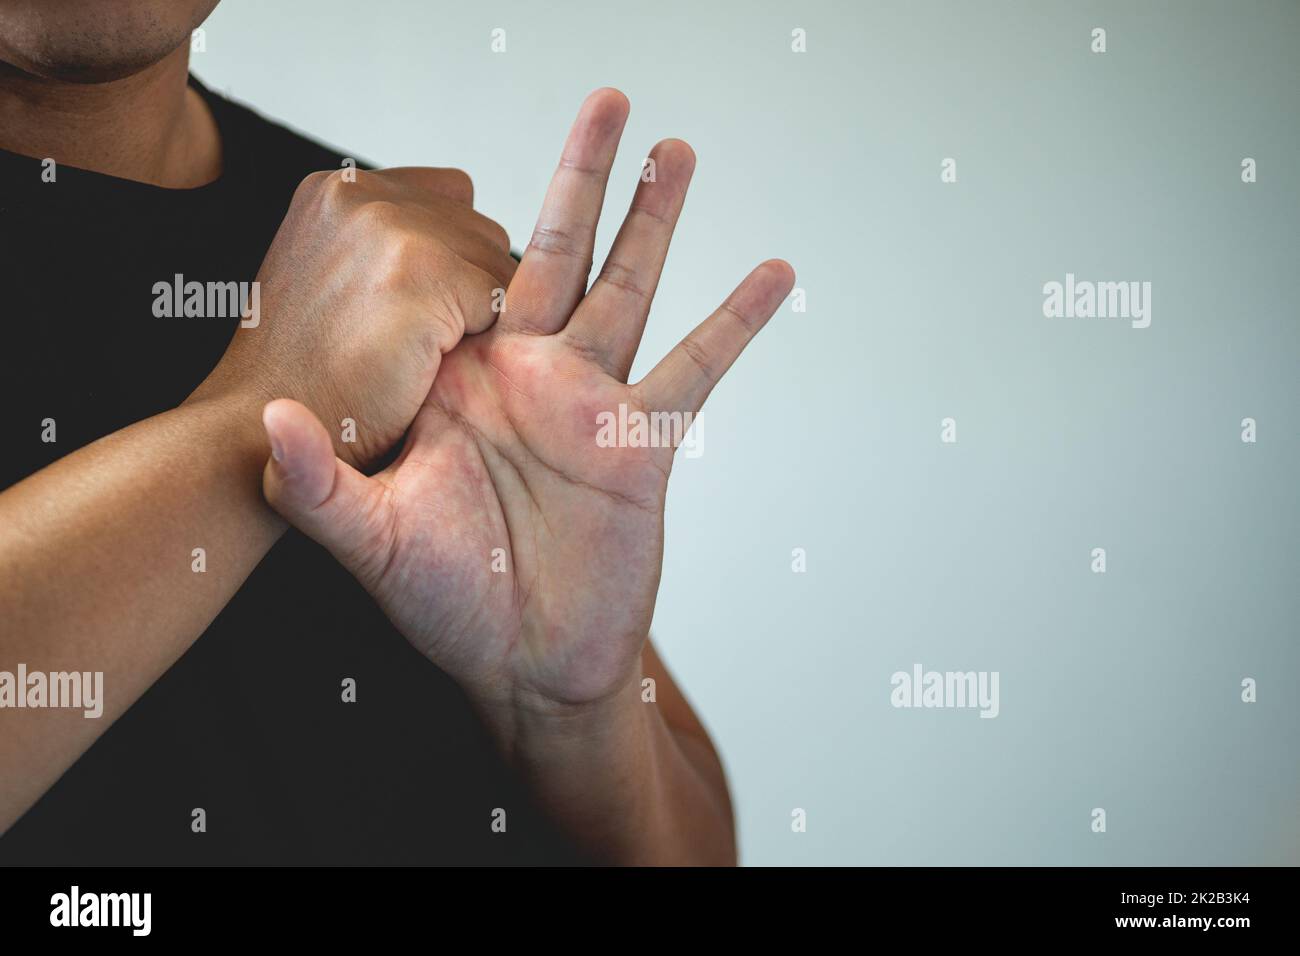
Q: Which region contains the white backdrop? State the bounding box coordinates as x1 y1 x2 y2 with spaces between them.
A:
193 0 1300 865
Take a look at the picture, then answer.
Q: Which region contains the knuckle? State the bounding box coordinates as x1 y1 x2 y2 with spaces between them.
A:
421 290 467 356
320 168 355 200
297 168 370 217
298 169 332 191
292 169 332 204
458 270 502 330
485 217 511 251
356 198 404 230
597 259 651 303
563 330 605 367
721 300 761 335
527 224 592 268
366 219 432 289
437 167 473 199
678 335 717 382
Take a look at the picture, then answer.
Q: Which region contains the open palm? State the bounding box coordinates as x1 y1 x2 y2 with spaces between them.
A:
262 90 793 710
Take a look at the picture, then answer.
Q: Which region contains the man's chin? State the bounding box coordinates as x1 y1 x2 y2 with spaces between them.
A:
0 0 216 85
1 50 175 84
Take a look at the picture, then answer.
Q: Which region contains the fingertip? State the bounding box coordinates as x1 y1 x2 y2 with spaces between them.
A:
757 260 797 307
260 399 332 483
652 138 697 177
261 399 295 463
262 397 296 429
726 260 796 321
587 86 631 114
760 258 797 289
579 88 631 136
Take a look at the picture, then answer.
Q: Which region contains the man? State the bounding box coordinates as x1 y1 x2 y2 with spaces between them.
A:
0 1 792 865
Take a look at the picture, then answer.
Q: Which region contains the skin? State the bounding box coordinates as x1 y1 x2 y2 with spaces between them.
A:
0 1 222 186
0 2 790 864
264 93 795 862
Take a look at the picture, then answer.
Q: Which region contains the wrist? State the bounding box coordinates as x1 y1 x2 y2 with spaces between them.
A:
177 388 286 525
469 666 735 865
475 671 652 769
184 388 272 457
471 671 672 861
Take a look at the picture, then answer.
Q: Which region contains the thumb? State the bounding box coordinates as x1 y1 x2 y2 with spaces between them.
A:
261 398 392 582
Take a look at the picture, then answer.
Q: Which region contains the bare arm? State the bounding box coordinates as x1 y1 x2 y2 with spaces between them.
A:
641 638 735 854
0 395 277 833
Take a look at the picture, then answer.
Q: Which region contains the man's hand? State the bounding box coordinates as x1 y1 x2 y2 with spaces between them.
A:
259 89 793 862
191 164 515 469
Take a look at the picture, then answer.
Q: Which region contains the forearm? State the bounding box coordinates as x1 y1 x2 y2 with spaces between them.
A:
0 394 282 833
478 673 737 866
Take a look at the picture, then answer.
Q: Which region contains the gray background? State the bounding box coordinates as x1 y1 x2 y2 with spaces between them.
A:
193 0 1299 865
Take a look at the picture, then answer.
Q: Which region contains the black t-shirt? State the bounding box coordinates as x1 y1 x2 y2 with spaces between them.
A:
0 77 578 865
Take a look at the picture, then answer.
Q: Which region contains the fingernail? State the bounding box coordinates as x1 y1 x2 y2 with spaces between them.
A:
269 434 285 463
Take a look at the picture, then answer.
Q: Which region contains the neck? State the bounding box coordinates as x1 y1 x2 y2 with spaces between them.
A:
0 45 220 188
